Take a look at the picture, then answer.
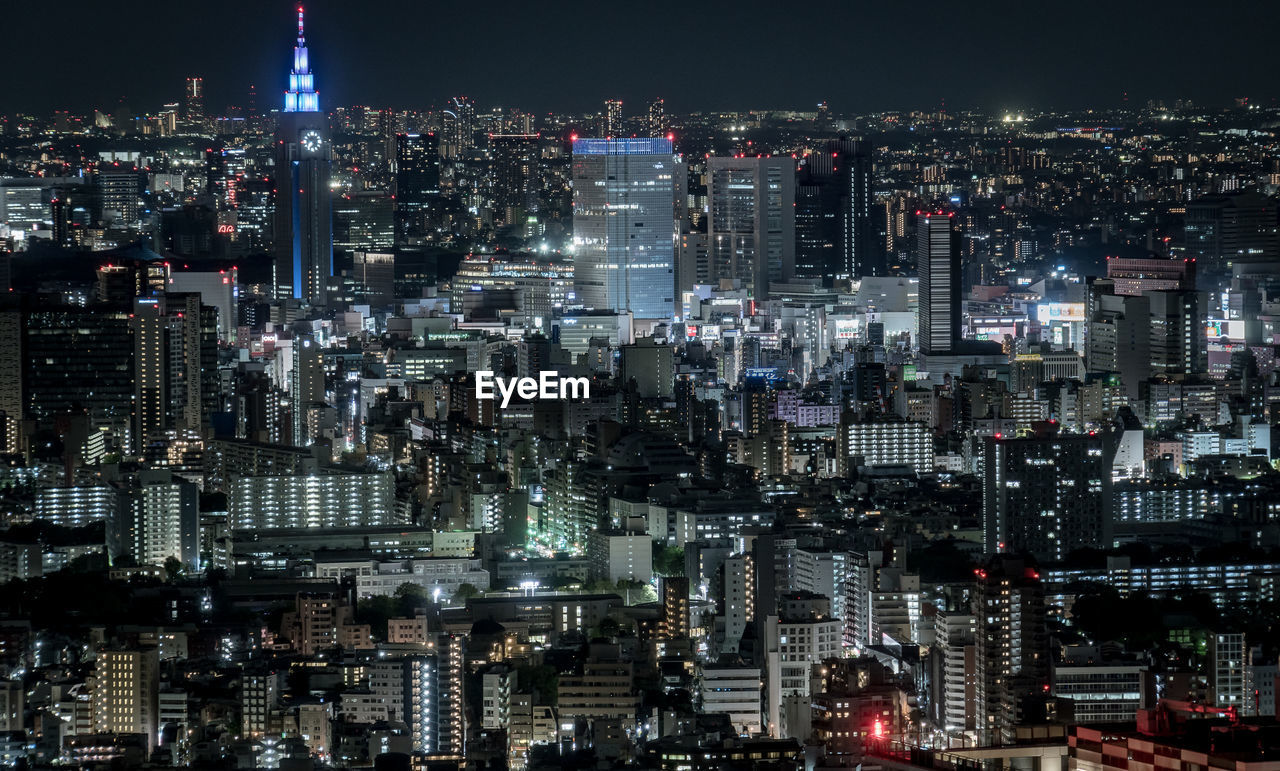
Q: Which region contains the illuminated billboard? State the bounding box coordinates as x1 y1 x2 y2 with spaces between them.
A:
1206 319 1244 340
1035 302 1085 323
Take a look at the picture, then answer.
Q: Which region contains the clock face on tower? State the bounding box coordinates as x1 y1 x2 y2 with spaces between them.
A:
300 130 323 153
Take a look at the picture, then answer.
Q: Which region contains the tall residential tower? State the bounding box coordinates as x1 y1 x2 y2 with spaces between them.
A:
917 210 960 355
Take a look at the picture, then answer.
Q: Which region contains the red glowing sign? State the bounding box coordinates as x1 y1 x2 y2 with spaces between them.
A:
217 225 235 234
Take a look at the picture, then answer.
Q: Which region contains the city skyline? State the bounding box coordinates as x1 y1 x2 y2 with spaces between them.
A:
5 3 1280 770
7 1 1280 116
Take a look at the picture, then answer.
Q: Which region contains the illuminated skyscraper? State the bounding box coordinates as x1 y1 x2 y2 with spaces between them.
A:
794 138 879 282
272 5 332 304
334 191 394 255
23 302 134 453
444 96 475 155
130 294 217 454
604 99 623 136
646 98 665 137
282 8 318 114
394 132 439 243
972 558 1049 744
982 429 1113 561
290 334 324 446
183 77 204 126
916 210 960 355
707 155 795 299
571 137 677 320
489 133 540 225
132 298 167 452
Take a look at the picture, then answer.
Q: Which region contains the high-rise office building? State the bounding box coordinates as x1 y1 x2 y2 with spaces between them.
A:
571 137 677 320
272 6 332 304
1085 282 1151 398
1087 278 1207 393
97 163 140 226
707 156 796 299
23 302 135 452
1184 192 1279 272
353 251 395 307
183 77 204 126
794 139 878 282
982 428 1113 561
169 292 219 434
675 229 711 296
0 182 51 231
917 210 960 355
1147 289 1209 376
334 191 394 255
604 99 623 136
1105 254 1196 296
129 294 217 453
394 132 439 243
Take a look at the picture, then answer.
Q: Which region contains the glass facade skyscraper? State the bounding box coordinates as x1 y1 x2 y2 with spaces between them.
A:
394 132 439 243
707 156 794 299
795 138 879 283
571 137 677 320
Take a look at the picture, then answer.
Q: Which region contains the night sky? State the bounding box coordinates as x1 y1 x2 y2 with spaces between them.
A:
6 0 1280 116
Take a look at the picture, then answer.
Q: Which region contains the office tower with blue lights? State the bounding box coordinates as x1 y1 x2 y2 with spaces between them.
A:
571 137 677 320
272 5 332 305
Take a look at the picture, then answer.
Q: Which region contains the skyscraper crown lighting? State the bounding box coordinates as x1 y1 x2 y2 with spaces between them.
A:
284 5 319 112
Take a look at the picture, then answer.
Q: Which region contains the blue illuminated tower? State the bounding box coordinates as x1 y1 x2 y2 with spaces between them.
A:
283 5 319 113
273 5 332 304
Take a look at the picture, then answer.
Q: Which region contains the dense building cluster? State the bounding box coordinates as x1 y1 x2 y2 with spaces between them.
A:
3 10 1280 771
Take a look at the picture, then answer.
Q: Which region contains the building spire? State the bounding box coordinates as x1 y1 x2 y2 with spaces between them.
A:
284 4 318 112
